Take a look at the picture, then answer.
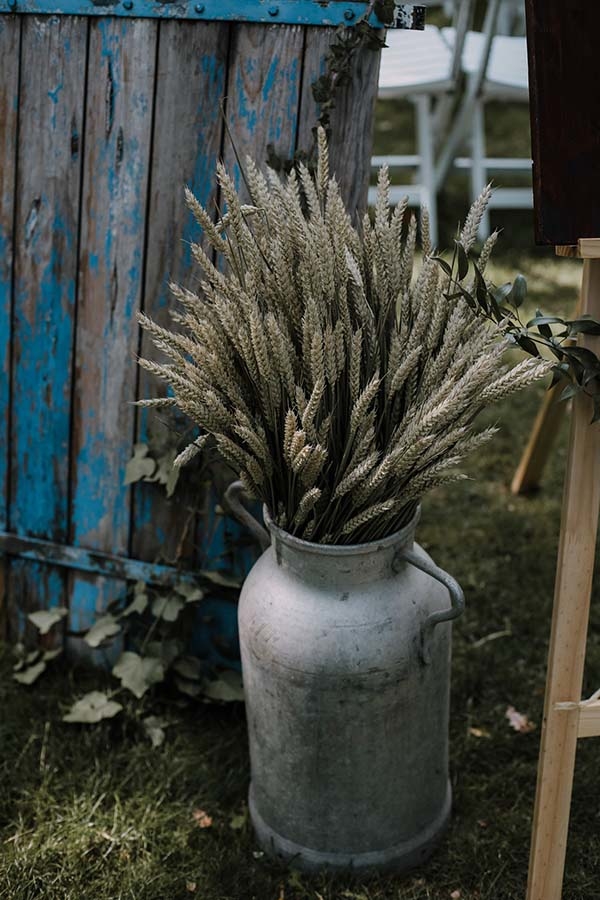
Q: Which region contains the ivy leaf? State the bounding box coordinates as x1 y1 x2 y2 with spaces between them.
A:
151 594 184 622
174 582 204 603
63 691 123 724
121 588 148 617
112 651 164 699
13 660 46 685
175 676 204 698
198 570 242 589
43 648 63 662
84 614 121 648
28 606 68 635
124 443 156 485
142 715 170 748
203 670 245 703
173 656 203 681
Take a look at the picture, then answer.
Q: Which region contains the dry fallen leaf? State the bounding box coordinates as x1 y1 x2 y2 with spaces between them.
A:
505 705 536 733
477 819 488 829
192 808 213 828
450 891 462 899
468 726 491 739
186 883 197 893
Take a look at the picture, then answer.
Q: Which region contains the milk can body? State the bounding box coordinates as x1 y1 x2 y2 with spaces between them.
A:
236 507 464 873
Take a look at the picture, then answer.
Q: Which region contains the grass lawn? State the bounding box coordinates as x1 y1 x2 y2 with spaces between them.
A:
3 71 600 898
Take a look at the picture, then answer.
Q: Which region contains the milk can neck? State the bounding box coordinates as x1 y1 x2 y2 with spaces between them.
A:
264 509 420 585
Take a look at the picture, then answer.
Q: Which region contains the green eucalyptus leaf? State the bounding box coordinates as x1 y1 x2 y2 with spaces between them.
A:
13 660 46 685
112 651 164 699
567 316 600 335
431 256 452 277
516 335 540 358
28 607 68 635
84 615 121 648
454 241 469 281
560 383 580 402
506 274 527 308
63 691 123 724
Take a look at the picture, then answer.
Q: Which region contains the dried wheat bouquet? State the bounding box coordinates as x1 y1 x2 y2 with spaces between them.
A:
138 129 550 545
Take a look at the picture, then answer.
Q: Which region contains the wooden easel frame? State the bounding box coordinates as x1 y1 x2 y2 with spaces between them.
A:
526 238 600 900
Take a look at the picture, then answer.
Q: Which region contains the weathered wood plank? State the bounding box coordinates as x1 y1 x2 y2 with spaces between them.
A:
69 17 157 636
526 259 600 900
299 25 380 219
0 16 20 638
223 21 304 196
132 19 229 568
9 15 87 641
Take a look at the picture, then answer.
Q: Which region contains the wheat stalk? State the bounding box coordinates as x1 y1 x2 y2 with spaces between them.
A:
138 129 551 545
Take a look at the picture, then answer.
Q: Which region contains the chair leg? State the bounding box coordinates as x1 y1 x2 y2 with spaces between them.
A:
415 94 438 248
470 98 490 239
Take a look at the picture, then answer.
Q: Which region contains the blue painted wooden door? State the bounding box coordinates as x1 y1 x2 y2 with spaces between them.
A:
0 6 381 657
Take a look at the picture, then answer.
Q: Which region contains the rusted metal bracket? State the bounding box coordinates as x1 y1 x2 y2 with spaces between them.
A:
0 0 425 27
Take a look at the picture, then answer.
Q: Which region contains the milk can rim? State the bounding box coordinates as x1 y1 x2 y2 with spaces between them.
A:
263 504 421 557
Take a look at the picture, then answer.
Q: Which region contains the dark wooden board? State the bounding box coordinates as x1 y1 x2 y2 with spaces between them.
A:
132 19 229 567
0 17 20 637
69 17 156 635
9 15 87 640
299 25 380 221
526 0 600 244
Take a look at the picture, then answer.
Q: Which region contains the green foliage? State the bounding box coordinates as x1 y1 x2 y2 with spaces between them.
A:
435 244 600 422
62 691 123 724
27 606 67 635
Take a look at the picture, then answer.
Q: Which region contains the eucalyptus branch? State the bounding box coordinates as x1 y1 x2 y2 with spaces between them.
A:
433 244 600 422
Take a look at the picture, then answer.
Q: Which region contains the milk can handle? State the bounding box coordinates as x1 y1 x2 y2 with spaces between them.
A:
395 548 465 665
224 480 271 552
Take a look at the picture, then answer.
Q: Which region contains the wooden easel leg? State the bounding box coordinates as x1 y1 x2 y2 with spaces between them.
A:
510 383 568 494
526 257 600 900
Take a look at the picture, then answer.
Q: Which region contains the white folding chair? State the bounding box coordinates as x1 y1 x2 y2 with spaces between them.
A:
439 1 531 237
369 0 475 247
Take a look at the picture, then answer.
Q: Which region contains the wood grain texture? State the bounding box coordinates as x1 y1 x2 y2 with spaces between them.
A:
69 17 157 633
9 15 87 641
526 259 600 900
223 22 304 197
132 19 229 567
0 16 20 638
526 0 600 244
299 25 380 219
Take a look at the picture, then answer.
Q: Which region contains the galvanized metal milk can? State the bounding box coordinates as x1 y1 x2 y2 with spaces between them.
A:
225 482 464 873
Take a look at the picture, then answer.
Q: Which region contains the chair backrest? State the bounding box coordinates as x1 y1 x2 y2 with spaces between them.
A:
448 0 476 83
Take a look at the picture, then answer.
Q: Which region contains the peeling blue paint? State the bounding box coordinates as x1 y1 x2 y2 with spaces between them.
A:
0 0 415 28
